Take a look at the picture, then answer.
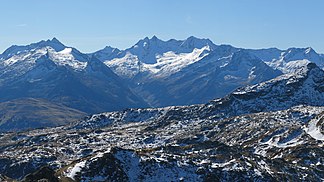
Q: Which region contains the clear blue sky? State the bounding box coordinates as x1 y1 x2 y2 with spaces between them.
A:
1 0 324 53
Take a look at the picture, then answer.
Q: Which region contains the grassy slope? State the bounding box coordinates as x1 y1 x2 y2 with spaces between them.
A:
0 98 86 132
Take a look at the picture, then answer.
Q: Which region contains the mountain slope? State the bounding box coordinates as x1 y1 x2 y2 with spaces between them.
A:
200 62 324 118
248 47 324 73
0 38 65 60
95 37 323 108
0 39 148 114
99 37 282 107
78 62 324 129
3 37 321 112
101 36 220 77
129 49 282 107
89 46 122 62
0 98 85 132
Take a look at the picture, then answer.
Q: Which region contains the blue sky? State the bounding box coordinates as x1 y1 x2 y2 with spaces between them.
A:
1 0 324 53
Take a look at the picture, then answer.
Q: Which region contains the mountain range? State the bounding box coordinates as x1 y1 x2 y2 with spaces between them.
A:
0 36 323 132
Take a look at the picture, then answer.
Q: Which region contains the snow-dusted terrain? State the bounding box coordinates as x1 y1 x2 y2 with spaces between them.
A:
0 38 147 118
1 37 323 114
1 37 324 181
91 36 324 107
0 63 324 181
106 45 211 78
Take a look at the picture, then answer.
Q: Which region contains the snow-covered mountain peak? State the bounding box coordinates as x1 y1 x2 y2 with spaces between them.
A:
0 41 92 75
305 47 315 54
196 62 324 120
224 62 324 111
48 47 88 70
1 46 49 67
282 47 320 62
233 63 321 93
180 36 215 51
102 46 120 53
283 62 324 83
260 46 324 73
132 36 166 51
119 36 217 64
28 37 66 52
104 53 141 78
88 45 122 62
222 50 266 71
292 62 318 75
284 47 316 56
0 38 66 60
89 36 218 65
105 45 211 79
39 37 65 50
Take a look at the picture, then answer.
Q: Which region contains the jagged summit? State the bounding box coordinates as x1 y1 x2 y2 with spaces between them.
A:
102 45 120 52
122 36 217 64
250 46 324 73
1 37 66 60
135 35 166 44
89 45 122 62
34 37 65 49
283 47 319 60
151 35 159 41
134 35 215 49
180 36 215 50
50 37 61 43
88 36 217 64
89 36 323 74
232 62 322 95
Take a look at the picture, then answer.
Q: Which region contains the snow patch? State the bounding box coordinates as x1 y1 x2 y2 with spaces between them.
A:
50 47 88 70
304 116 324 141
105 46 210 78
59 48 73 54
66 161 86 180
211 159 236 168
